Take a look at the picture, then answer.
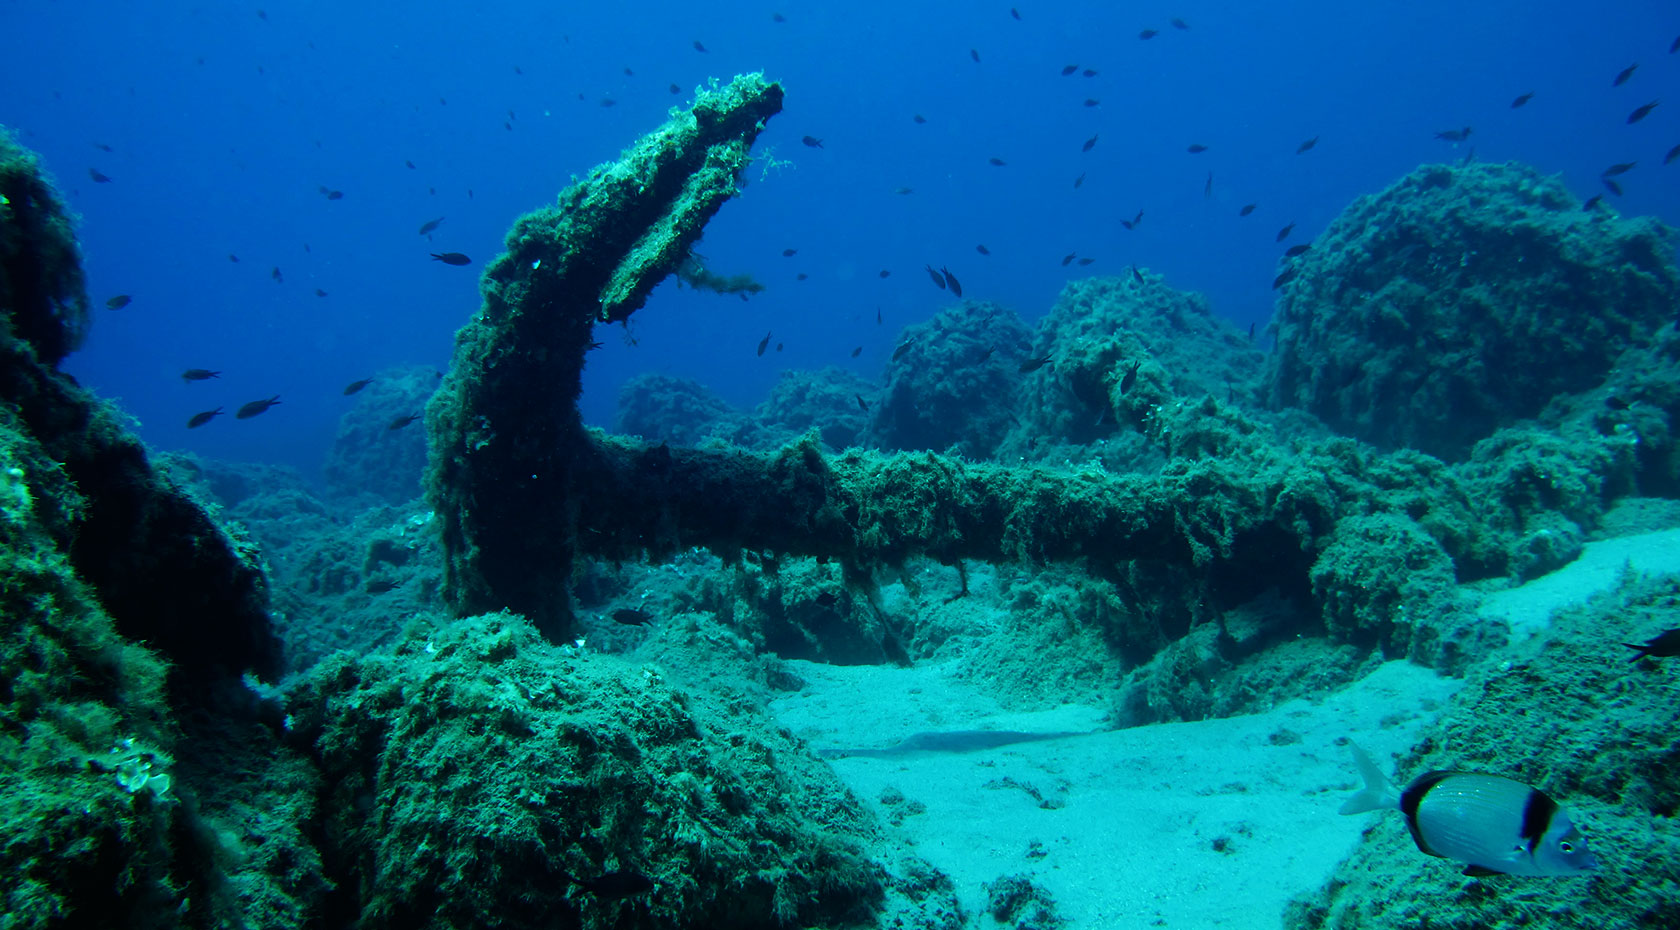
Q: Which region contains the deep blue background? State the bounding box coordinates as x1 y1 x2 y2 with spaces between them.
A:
4 0 1676 480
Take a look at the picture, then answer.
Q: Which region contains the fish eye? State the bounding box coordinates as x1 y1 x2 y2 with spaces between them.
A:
1560 842 1574 853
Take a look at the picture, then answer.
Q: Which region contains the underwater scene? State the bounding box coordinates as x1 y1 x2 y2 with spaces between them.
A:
3 1 1680 928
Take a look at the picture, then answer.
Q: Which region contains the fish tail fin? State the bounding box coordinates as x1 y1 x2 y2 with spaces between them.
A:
1625 643 1650 662
1338 742 1400 815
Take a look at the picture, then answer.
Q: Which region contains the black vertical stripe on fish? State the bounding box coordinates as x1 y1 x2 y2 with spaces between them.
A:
1397 771 1454 859
1518 789 1559 850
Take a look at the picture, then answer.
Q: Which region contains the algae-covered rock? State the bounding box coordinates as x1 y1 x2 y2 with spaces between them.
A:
866 300 1029 458
1268 161 1680 460
0 126 88 366
322 365 439 505
615 372 749 446
1005 273 1263 460
287 612 884 929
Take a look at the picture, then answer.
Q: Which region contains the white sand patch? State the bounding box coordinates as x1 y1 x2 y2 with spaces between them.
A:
1477 528 1680 633
774 659 1455 929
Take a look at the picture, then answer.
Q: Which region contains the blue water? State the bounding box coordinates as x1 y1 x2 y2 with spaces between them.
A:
5 0 1676 477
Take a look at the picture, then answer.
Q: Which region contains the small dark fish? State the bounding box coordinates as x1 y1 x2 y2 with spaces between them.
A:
1120 360 1142 394
1248 322 1256 341
757 332 772 357
1171 17 1189 29
669 83 681 94
773 12 787 22
941 267 962 296
1019 354 1051 374
782 248 797 257
878 269 891 278
1511 92 1534 108
1011 7 1021 19
797 273 809 281
1665 144 1680 165
388 414 421 431
1120 209 1144 230
1613 64 1638 87
775 343 783 351
1130 264 1144 284
1062 64 1079 76
320 187 344 200
1062 253 1076 267
236 396 281 419
229 253 240 262
988 157 1007 166
815 592 839 607
1204 171 1213 198
1603 177 1624 197
1276 222 1296 243
1272 267 1299 290
181 368 220 382
692 39 708 53
1082 68 1098 77
925 264 947 289
1602 162 1636 177
876 306 882 324
892 340 915 362
1626 629 1680 662
88 168 112 183
1240 203 1257 216
1139 28 1158 39
611 608 654 627
856 394 869 412
343 378 374 395
1582 194 1604 211
1628 101 1658 124
93 142 114 152
1083 134 1099 152
1077 257 1094 266
571 870 654 899
971 49 981 63
405 159 416 169
315 288 328 297
976 244 990 255
1672 35 1679 53
430 252 471 265
105 294 132 310
802 135 824 148
1433 126 1472 142
418 216 445 235
1187 143 1208 154
1296 136 1319 154
365 579 399 595
850 346 862 358
893 187 913 195
1073 172 1086 188
186 408 223 429
271 266 284 283
1284 243 1311 258
1083 98 1100 107
913 114 927 124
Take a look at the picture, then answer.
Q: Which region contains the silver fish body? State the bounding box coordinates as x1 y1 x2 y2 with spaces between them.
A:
1341 744 1597 877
